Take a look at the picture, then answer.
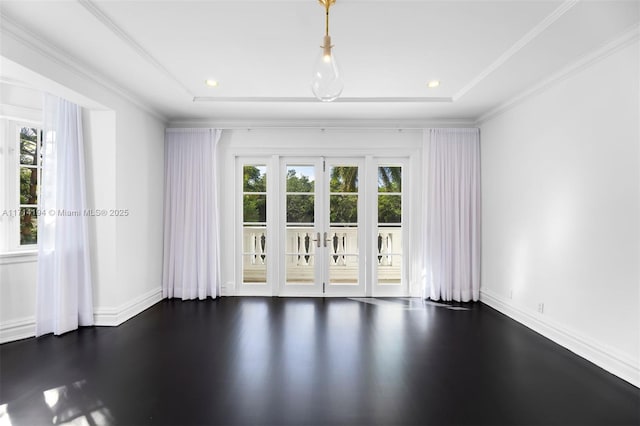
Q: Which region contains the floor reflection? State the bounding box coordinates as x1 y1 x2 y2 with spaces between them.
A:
0 403 11 426
3 380 114 426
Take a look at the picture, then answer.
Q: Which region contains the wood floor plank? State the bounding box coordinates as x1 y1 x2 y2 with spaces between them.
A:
0 298 638 425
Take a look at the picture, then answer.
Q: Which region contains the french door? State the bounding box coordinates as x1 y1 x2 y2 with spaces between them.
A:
280 157 365 296
237 155 407 297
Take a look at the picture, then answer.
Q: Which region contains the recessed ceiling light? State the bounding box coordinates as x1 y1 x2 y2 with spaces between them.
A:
205 79 219 88
427 80 440 88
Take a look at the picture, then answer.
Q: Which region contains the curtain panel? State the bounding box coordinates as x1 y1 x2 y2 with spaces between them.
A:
423 128 481 302
163 128 222 299
36 94 94 336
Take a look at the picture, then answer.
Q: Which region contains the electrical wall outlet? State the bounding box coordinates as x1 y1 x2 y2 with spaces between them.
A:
537 302 544 313
509 288 513 299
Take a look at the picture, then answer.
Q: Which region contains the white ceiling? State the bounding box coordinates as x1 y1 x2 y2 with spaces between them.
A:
0 0 638 124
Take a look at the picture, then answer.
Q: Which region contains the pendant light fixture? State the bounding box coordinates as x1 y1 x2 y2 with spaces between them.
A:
311 0 343 102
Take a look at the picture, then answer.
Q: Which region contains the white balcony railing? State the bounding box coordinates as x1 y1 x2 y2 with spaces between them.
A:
242 226 402 284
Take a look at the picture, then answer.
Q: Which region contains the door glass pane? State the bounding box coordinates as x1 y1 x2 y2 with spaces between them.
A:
329 255 359 285
286 195 314 223
243 195 266 223
286 165 316 284
285 254 315 284
243 165 267 192
327 229 358 284
377 195 401 223
329 166 358 192
378 166 401 192
285 230 316 284
378 166 402 285
20 167 38 205
328 165 359 286
330 195 357 224
286 166 315 192
20 207 37 245
243 165 267 284
20 128 38 166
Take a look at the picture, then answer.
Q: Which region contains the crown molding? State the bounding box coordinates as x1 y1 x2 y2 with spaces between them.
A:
476 24 640 125
0 11 168 123
78 0 193 98
193 96 453 103
453 0 579 102
0 77 34 89
0 104 42 123
168 118 477 129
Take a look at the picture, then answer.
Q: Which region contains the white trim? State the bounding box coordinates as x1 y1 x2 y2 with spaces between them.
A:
0 250 37 265
480 290 640 388
193 97 452 103
453 0 579 101
94 287 162 326
476 24 640 124
0 288 162 344
77 0 193 98
221 282 234 296
0 316 36 344
0 104 41 123
168 119 478 129
0 12 168 122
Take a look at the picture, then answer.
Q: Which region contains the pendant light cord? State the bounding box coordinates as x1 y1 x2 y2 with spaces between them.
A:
325 3 330 36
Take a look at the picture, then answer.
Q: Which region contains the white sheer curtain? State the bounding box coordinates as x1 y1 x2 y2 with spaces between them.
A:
163 128 222 300
36 94 94 336
423 128 481 302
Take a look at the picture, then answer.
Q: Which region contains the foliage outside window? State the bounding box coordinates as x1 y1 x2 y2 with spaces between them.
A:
243 165 268 283
241 165 402 223
19 127 42 246
378 166 401 224
243 165 267 223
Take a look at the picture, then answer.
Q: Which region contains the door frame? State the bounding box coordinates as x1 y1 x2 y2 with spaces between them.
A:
370 157 410 297
277 156 367 297
322 156 366 297
225 129 421 298
277 156 325 296
235 156 277 296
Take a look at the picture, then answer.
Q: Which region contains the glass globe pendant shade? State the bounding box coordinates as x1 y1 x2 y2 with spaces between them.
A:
311 35 344 102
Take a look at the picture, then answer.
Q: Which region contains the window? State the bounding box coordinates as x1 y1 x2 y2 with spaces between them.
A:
0 120 43 252
18 126 42 245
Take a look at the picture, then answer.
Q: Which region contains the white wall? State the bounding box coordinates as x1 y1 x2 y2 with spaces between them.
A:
83 110 118 310
0 23 166 341
0 256 38 342
480 40 639 386
114 107 165 308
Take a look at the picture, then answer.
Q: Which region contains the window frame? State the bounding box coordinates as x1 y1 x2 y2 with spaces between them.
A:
0 119 43 254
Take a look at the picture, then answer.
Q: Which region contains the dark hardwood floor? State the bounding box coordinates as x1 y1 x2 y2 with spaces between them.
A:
0 298 638 425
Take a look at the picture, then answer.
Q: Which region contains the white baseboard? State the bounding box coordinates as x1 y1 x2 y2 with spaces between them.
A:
1 287 163 344
480 290 640 388
0 316 36 344
94 287 162 326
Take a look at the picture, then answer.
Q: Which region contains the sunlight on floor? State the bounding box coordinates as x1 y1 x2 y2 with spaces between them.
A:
41 380 115 425
0 404 12 426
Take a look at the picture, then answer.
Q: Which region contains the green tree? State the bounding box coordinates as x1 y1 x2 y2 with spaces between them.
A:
329 166 358 223
378 166 401 193
242 165 402 225
19 128 39 244
286 169 314 223
243 166 266 223
330 166 358 192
